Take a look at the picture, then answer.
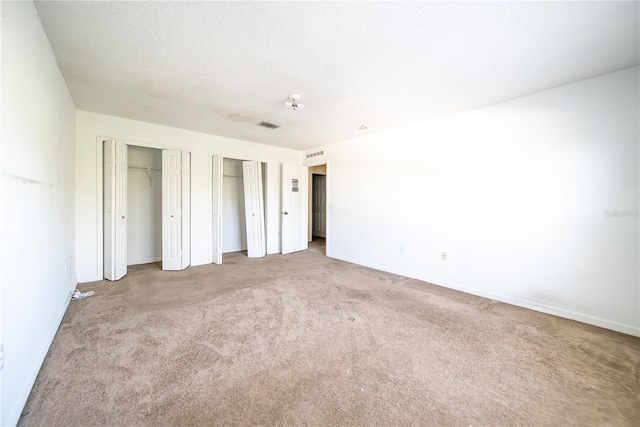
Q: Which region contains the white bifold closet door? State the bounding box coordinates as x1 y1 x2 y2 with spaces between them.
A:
180 151 191 269
242 161 266 258
211 155 223 265
104 140 128 281
162 150 191 271
281 163 309 255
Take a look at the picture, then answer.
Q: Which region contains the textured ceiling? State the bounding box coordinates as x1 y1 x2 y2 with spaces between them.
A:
35 1 639 151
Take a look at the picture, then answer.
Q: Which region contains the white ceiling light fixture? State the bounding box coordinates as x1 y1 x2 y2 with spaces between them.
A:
285 94 304 111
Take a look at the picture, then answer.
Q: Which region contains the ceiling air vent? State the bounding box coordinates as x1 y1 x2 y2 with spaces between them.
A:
306 150 324 159
257 121 280 129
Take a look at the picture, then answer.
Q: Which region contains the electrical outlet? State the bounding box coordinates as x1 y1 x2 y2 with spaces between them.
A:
441 251 448 260
400 244 405 253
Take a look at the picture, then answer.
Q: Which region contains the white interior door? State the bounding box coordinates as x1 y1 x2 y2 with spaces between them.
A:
103 140 128 281
162 150 183 270
181 151 191 269
242 161 266 258
282 163 308 254
212 155 223 264
312 174 326 238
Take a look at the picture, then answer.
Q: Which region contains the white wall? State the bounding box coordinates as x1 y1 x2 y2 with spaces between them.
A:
76 111 302 282
313 67 640 336
1 2 77 425
127 145 162 265
222 158 247 253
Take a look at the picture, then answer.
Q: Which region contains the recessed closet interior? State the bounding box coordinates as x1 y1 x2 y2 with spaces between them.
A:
222 158 247 253
127 145 162 265
221 158 268 256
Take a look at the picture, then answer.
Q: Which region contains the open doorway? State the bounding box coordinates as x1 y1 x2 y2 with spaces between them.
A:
308 164 327 255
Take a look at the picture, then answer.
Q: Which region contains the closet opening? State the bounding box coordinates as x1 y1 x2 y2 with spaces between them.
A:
218 157 268 263
127 145 162 267
222 158 247 256
103 139 191 281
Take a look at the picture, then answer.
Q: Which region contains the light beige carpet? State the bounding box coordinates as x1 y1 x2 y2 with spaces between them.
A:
19 249 640 426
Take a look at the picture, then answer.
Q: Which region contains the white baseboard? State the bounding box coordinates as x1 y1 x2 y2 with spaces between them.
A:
329 252 640 338
77 275 103 284
6 295 71 427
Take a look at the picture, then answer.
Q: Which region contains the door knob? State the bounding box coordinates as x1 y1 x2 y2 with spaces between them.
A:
121 216 125 219
171 215 174 217
283 211 289 215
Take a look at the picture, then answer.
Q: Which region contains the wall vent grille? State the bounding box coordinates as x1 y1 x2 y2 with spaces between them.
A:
306 150 325 159
257 121 280 129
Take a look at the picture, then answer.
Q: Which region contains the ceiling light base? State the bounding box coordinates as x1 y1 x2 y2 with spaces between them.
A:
285 94 304 110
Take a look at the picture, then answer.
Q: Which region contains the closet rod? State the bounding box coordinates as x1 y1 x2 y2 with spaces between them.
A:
128 166 161 172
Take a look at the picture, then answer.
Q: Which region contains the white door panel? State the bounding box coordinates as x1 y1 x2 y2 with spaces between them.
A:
104 141 114 279
104 140 128 281
162 150 182 270
242 161 266 258
212 155 223 264
181 151 191 269
115 142 128 279
282 163 308 254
